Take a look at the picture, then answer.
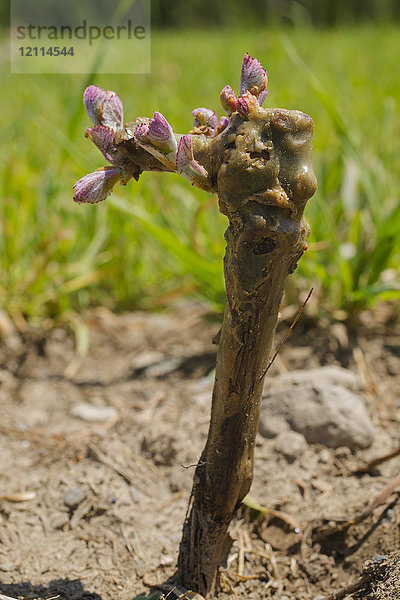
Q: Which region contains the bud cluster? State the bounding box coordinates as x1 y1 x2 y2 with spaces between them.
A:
73 53 269 203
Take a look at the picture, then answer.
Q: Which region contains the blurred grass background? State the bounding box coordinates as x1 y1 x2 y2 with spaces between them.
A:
1 1 400 328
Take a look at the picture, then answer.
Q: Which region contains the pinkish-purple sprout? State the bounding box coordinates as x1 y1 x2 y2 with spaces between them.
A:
85 125 121 165
219 85 239 116
216 116 229 134
83 86 108 125
237 90 259 118
176 135 208 185
219 53 269 116
73 95 131 204
83 85 124 132
240 52 268 97
73 167 124 204
133 120 149 145
148 111 178 155
73 53 269 201
133 114 177 170
192 108 218 134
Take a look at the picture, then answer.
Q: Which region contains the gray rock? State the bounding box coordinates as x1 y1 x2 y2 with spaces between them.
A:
64 487 84 509
260 383 374 449
259 414 289 438
265 366 361 392
273 430 307 462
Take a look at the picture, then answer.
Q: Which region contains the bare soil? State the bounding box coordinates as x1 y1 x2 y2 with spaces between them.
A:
0 303 399 600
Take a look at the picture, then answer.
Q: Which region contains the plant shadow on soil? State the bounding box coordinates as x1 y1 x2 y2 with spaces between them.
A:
0 305 400 599
0 579 102 600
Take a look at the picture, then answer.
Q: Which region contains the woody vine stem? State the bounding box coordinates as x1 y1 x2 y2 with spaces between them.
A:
73 54 317 597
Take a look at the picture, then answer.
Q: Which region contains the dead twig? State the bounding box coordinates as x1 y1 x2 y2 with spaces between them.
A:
237 528 245 577
257 288 313 384
88 443 133 484
316 573 369 600
220 572 237 598
314 472 400 540
120 524 135 555
355 444 400 474
355 472 400 524
353 346 393 412
69 497 93 529
242 495 301 532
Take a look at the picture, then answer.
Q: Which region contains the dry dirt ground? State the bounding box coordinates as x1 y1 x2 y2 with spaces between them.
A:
0 303 399 600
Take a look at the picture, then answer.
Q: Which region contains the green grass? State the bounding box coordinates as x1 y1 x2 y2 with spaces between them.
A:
1 25 399 326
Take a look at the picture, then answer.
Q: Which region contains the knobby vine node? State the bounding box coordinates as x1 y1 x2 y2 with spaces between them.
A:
73 53 317 597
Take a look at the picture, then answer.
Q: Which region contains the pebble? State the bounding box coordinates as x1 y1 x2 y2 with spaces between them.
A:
64 487 84 509
273 430 308 462
71 402 118 423
51 513 70 529
318 448 331 464
265 365 361 391
0 560 14 572
160 554 174 567
259 414 289 438
260 381 374 449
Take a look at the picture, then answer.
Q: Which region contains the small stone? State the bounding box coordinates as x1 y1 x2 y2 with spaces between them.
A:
273 430 307 462
267 366 361 391
160 554 174 567
64 487 84 509
334 446 352 458
51 513 70 529
258 414 289 438
0 560 14 572
318 448 331 464
372 555 386 563
261 382 374 449
71 402 118 422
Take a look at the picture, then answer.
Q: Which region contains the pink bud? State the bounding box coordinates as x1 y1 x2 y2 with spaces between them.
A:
258 89 269 106
220 85 239 115
83 85 124 131
133 121 149 145
192 107 218 133
176 135 208 185
148 111 177 155
216 116 229 135
85 126 118 164
240 53 268 97
237 90 259 118
83 85 108 125
73 167 122 204
101 92 124 131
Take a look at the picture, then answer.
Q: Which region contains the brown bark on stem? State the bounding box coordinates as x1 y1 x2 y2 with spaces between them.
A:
177 108 317 595
115 107 316 597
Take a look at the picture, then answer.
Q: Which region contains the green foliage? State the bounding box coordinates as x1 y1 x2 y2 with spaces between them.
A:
1 26 399 325
283 32 400 314
150 0 400 28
